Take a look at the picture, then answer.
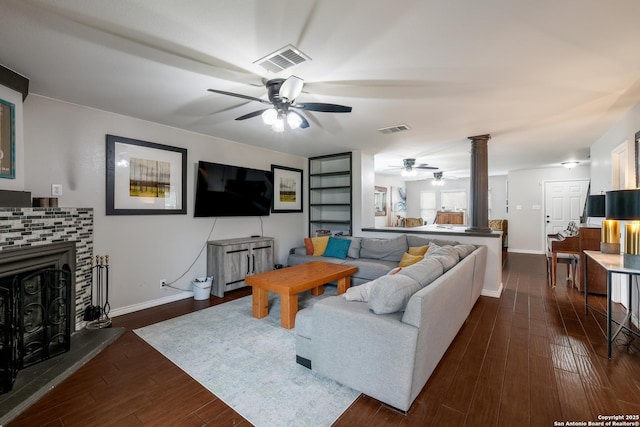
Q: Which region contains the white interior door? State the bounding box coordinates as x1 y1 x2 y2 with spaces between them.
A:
544 180 590 235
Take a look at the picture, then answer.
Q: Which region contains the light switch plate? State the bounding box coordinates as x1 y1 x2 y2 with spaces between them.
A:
51 184 62 196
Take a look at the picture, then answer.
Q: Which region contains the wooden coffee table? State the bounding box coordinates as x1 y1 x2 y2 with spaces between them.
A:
244 261 358 329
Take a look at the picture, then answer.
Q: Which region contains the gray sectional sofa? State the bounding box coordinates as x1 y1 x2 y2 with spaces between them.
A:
291 235 487 413
288 234 463 285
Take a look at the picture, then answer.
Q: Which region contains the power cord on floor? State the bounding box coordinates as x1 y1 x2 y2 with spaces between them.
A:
163 217 218 291
162 216 266 292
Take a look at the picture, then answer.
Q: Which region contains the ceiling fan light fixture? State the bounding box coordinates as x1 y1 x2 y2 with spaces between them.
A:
262 108 278 125
401 168 417 177
432 171 445 185
287 112 302 129
272 116 285 132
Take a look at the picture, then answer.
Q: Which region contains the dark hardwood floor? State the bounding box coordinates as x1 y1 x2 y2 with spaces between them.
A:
7 253 640 426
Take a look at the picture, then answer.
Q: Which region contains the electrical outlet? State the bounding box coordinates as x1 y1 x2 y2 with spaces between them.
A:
160 279 167 289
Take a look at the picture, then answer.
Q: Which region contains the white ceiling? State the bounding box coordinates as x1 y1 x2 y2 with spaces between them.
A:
2 0 640 179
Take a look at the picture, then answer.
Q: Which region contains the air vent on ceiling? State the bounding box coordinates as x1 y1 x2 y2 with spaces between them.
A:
378 124 411 135
254 44 311 73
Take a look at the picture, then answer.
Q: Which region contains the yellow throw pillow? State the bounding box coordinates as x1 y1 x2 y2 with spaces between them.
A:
311 236 330 256
408 245 429 256
399 252 423 267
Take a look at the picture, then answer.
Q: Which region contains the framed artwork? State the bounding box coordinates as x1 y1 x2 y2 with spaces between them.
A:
271 164 303 213
106 134 187 215
0 99 15 179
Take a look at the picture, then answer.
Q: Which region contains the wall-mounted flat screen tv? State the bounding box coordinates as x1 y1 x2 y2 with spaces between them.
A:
194 161 274 217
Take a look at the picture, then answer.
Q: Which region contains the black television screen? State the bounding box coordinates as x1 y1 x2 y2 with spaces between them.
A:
194 161 274 217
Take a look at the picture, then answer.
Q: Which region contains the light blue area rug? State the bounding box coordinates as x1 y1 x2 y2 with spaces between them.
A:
134 288 359 427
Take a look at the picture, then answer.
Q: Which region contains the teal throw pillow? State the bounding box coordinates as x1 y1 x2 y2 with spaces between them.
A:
323 236 352 259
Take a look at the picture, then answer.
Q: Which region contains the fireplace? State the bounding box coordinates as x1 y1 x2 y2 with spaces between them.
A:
0 242 75 394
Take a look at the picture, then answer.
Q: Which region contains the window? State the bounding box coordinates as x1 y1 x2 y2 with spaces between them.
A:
441 190 467 210
419 191 436 224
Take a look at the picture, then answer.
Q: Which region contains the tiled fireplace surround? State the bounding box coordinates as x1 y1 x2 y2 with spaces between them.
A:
0 207 93 330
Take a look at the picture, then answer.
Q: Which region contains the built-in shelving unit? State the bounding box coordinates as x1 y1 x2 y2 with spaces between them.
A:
308 152 352 237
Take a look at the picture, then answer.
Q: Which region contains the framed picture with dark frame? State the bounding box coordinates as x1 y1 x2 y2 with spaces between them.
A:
271 164 303 213
0 99 15 179
106 134 187 215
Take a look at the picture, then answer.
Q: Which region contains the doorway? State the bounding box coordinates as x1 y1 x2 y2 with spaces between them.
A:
544 180 590 236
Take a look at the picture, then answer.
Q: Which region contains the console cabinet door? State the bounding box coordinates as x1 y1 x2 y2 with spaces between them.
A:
207 237 274 297
249 242 274 275
221 244 251 286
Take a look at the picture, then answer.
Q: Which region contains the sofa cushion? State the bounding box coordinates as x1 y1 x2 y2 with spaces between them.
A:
335 236 361 259
397 257 444 287
346 258 398 281
399 252 423 267
368 274 421 314
427 245 460 271
323 237 351 259
343 281 375 302
312 236 330 256
360 235 408 262
454 244 476 259
407 245 429 256
407 235 459 248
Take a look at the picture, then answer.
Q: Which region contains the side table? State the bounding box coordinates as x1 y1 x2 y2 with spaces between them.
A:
583 250 640 359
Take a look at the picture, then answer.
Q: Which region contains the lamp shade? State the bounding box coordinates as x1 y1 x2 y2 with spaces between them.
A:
586 194 605 217
605 189 640 220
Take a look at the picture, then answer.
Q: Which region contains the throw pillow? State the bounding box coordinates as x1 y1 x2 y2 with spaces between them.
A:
343 281 375 302
368 274 421 314
407 245 429 256
399 252 423 267
397 257 444 287
323 237 351 259
387 266 403 275
335 236 361 259
311 236 330 256
303 237 314 255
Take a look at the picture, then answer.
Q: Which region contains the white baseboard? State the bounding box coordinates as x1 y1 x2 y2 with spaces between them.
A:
482 282 503 298
508 249 545 255
109 291 194 318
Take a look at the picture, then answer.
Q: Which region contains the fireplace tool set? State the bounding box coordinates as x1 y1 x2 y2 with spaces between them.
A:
85 254 112 329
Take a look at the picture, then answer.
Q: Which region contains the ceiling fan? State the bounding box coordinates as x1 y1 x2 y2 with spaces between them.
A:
207 75 352 131
388 158 439 177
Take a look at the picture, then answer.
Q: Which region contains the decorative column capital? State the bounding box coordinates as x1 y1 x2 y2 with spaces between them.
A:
468 134 491 143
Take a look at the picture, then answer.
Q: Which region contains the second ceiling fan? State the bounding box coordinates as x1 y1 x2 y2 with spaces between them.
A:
208 75 352 131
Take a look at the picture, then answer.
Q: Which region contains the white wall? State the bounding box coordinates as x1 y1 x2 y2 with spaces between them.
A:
590 102 640 193
403 175 508 224
507 166 590 254
16 95 306 313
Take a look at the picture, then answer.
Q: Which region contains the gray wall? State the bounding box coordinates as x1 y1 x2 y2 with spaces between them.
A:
13 94 307 314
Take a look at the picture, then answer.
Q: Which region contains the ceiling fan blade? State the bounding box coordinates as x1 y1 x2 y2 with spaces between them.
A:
235 109 269 121
279 76 304 102
293 102 352 113
207 88 271 105
415 165 439 170
289 110 309 129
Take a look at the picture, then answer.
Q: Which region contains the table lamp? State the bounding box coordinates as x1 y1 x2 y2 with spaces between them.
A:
605 189 640 268
588 194 619 254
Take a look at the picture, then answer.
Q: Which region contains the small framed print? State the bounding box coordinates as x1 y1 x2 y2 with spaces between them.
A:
271 165 303 213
